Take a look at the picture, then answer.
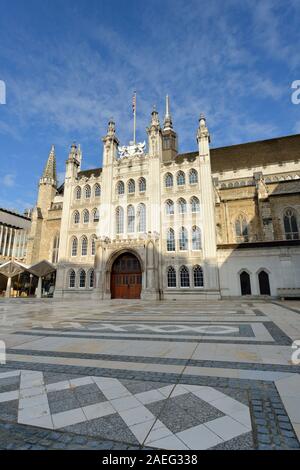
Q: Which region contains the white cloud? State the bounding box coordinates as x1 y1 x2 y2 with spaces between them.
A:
249 0 300 69
0 0 297 155
1 174 15 188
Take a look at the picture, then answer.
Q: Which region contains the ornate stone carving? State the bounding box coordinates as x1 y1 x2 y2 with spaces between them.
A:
118 141 146 159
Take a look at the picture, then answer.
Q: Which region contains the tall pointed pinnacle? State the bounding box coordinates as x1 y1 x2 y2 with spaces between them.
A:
102 118 119 166
107 118 116 137
150 105 160 127
197 113 210 143
102 118 119 145
163 95 173 131
41 145 57 186
68 142 79 163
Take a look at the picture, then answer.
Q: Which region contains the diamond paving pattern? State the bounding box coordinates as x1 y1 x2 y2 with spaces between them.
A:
0 369 252 450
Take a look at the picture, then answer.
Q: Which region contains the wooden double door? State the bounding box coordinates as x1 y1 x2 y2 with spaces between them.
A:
111 253 142 299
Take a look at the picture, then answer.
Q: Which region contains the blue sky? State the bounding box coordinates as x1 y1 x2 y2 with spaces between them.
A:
0 0 300 212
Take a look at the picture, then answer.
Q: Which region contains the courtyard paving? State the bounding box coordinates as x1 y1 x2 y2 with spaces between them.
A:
0 298 300 450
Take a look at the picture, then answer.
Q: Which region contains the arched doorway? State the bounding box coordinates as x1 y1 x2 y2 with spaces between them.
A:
111 252 142 299
258 270 271 296
240 271 251 295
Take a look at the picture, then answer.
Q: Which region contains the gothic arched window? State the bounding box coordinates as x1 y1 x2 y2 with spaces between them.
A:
179 227 188 251
89 269 94 288
128 179 135 194
178 198 187 214
84 185 91 199
69 269 76 288
165 173 173 188
284 208 299 240
235 215 249 242
75 186 81 200
189 169 198 184
167 266 176 287
52 234 60 264
73 210 80 224
83 209 89 224
177 171 185 186
81 236 88 256
139 177 146 192
93 208 99 222
91 235 96 255
94 184 101 197
192 226 201 250
71 237 78 257
191 196 200 213
137 203 146 232
180 266 190 287
167 228 175 251
193 265 204 287
79 269 86 288
127 205 135 233
117 181 125 195
165 200 174 215
116 206 124 234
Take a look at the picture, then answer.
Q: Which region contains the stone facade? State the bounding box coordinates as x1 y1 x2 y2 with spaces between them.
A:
27 99 300 299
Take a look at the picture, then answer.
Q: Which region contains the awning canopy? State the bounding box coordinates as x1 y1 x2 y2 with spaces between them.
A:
0 259 56 279
0 260 28 278
28 260 56 278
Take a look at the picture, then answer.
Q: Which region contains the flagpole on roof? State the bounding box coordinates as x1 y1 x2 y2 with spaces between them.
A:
133 91 137 145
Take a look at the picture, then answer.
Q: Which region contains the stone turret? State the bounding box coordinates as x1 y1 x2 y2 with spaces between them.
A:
26 145 58 264
197 113 210 159
147 106 162 157
102 119 119 166
37 145 58 214
40 145 57 187
65 142 81 180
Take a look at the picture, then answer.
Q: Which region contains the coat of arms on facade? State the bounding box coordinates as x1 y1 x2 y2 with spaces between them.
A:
118 141 146 159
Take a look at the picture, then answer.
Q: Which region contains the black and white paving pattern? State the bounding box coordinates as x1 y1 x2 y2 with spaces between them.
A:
0 299 299 450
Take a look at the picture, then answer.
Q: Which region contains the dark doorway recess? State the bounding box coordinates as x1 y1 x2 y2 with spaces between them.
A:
111 253 142 299
258 270 271 296
240 271 251 295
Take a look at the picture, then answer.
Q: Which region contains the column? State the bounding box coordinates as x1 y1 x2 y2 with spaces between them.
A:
3 227 8 256
0 225 3 254
12 229 17 258
16 231 21 258
5 277 11 298
197 115 220 296
20 231 26 258
7 228 13 258
36 277 43 298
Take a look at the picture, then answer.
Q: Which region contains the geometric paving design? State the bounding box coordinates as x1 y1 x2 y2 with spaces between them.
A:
78 323 242 335
13 318 292 344
1 298 300 450
0 369 252 450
